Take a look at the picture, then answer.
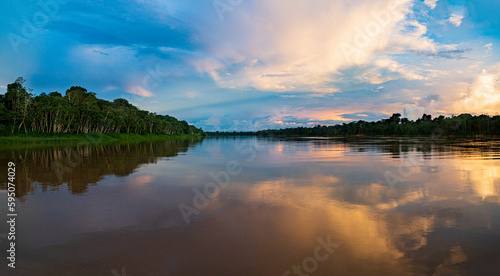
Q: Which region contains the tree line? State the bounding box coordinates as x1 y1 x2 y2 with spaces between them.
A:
208 113 500 137
0 77 203 136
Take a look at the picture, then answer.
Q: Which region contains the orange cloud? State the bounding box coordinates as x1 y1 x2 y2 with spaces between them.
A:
453 69 500 115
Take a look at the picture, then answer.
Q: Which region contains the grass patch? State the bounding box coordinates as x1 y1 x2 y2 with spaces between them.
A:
0 133 203 146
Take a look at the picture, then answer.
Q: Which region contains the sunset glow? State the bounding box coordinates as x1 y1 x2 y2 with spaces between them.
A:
1 0 499 130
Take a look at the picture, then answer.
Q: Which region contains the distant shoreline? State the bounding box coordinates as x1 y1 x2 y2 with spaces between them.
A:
207 113 500 138
205 133 500 140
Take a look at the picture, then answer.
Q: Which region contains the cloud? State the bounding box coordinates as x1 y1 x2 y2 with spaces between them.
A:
408 49 469 59
340 111 389 121
402 94 440 121
454 69 500 115
190 0 437 92
403 106 425 121
448 13 464 27
128 86 154 97
93 50 109 56
335 57 430 87
424 0 438 9
2 0 499 131
418 95 439 106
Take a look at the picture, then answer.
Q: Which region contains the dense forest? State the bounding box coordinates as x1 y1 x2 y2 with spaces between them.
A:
208 113 500 138
0 77 203 136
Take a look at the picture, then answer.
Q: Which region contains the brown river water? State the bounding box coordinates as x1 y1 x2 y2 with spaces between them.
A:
1 137 499 275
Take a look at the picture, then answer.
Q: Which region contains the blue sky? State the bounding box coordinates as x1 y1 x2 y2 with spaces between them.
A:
1 0 499 131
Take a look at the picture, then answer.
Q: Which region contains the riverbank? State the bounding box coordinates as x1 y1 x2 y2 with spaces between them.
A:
0 133 204 145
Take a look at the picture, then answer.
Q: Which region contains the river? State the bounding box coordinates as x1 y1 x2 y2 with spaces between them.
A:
1 137 499 275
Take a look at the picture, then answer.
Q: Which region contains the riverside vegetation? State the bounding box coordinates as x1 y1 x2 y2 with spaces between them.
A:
0 77 204 143
209 113 500 138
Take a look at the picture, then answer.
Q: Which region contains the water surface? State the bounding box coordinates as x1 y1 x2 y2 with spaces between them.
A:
1 137 500 275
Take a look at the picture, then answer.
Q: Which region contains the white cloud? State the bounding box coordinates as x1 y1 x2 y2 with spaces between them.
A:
424 0 438 9
448 13 464 27
128 86 154 97
484 43 493 57
403 106 425 121
454 69 500 115
374 58 427 81
190 0 437 92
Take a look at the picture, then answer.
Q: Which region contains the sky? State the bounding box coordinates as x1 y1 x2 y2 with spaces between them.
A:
0 0 499 131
